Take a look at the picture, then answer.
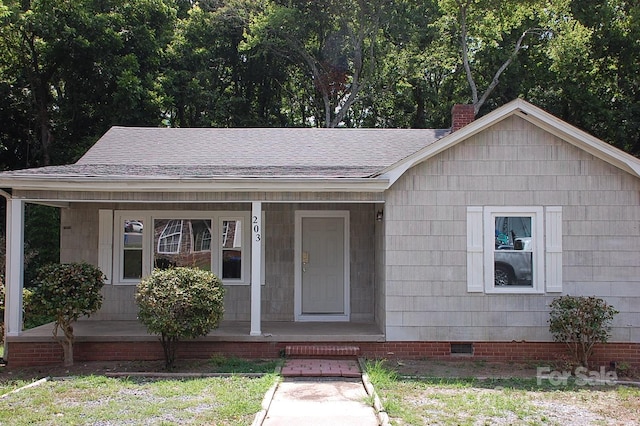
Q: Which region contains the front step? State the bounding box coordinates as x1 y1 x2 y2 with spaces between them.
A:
280 359 362 377
285 345 360 358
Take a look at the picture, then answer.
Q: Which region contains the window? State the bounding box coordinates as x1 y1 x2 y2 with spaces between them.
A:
112 211 250 285
192 220 212 252
467 206 562 294
221 219 242 280
154 219 212 271
122 218 144 279
493 216 533 287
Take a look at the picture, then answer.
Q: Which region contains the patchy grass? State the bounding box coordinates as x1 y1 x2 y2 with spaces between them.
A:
0 374 278 425
365 360 640 425
0 356 280 425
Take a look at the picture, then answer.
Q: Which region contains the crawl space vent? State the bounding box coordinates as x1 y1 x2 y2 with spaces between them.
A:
450 343 474 355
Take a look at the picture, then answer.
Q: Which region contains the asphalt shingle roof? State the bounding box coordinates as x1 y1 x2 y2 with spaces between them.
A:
2 127 450 179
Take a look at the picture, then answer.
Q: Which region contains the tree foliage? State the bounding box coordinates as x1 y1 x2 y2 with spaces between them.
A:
135 267 225 369
0 0 637 158
30 262 105 366
549 295 619 368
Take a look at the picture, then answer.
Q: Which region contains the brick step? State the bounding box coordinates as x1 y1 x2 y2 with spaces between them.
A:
285 345 360 358
281 359 361 377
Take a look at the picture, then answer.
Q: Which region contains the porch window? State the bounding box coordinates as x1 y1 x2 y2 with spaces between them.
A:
112 211 250 285
221 219 242 279
154 219 212 271
192 220 212 252
122 219 144 279
466 206 562 294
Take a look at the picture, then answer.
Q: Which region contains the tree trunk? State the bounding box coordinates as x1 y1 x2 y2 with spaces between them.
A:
58 322 75 367
161 334 179 370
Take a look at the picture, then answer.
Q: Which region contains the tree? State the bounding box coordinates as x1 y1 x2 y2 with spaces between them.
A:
159 1 288 127
135 267 225 369
0 0 178 169
534 0 640 155
439 0 549 115
244 0 386 127
30 263 105 366
356 0 452 128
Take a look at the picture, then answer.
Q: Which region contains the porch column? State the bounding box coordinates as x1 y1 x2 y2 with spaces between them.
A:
5 198 24 338
250 201 262 336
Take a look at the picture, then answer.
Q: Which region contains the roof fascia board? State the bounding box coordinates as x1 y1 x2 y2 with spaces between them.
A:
17 197 384 204
513 107 640 179
0 177 389 193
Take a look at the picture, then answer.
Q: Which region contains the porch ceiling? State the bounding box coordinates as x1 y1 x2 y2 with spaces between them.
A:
10 320 385 343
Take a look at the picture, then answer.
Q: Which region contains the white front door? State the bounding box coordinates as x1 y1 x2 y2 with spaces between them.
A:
295 211 350 321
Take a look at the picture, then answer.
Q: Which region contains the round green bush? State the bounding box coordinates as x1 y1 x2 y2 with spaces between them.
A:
135 267 225 368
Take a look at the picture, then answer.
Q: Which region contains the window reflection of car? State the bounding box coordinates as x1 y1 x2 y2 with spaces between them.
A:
494 237 532 286
125 220 143 233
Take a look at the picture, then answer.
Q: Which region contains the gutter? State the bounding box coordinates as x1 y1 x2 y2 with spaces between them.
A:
0 177 391 193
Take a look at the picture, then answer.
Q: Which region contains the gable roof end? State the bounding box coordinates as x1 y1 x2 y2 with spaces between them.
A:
379 98 640 187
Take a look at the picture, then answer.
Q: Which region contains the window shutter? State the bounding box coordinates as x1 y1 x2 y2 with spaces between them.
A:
467 207 484 292
98 209 113 284
545 207 562 292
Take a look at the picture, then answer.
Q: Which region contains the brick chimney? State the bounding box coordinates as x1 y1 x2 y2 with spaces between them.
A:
451 104 476 131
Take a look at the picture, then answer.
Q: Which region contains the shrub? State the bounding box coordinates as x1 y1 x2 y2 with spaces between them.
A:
30 263 105 366
0 285 54 346
23 288 55 330
549 295 618 368
135 267 225 369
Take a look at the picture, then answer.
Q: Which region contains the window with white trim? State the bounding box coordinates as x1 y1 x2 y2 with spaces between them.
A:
467 206 562 294
220 219 243 280
111 211 250 285
122 218 144 280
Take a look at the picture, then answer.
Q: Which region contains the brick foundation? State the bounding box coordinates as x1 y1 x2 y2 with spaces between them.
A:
6 340 640 368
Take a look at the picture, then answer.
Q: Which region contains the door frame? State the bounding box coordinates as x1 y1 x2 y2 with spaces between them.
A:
294 210 350 322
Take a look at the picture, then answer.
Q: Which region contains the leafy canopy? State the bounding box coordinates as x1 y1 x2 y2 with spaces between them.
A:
30 262 105 326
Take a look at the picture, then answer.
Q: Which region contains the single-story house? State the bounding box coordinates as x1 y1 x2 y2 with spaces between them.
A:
2 99 639 367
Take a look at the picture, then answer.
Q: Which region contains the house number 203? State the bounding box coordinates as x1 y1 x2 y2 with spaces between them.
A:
252 216 261 242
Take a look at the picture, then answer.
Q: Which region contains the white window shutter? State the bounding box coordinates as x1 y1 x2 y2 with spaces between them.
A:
545 207 562 292
467 207 484 292
98 209 113 284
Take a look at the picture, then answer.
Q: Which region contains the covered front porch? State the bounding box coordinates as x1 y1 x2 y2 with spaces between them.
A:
11 320 385 343
6 320 386 366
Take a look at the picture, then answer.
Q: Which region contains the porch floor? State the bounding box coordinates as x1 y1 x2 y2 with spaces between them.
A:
9 320 385 343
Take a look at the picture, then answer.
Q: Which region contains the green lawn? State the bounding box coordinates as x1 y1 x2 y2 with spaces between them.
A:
0 374 277 425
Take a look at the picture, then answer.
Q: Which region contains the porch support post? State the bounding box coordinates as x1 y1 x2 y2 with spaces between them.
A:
5 198 24 339
250 201 262 336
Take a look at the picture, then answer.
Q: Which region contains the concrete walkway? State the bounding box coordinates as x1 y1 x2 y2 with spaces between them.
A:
256 359 380 426
261 378 379 426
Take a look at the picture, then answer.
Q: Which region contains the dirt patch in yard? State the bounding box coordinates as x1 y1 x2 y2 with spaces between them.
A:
389 358 540 379
0 358 275 382
1 357 637 382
